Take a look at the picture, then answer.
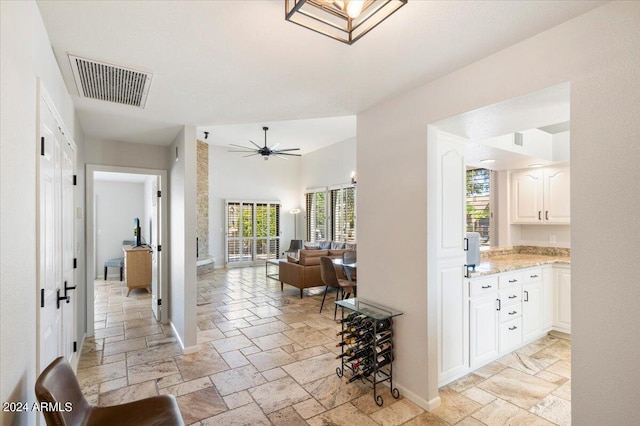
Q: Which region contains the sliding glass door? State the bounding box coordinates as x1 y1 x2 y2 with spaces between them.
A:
226 201 280 266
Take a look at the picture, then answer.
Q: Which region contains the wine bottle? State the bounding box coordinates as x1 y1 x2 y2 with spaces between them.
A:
338 313 366 324
348 353 394 382
336 321 372 336
373 319 392 331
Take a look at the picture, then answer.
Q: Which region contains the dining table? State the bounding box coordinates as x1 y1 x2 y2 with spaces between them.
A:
332 258 357 282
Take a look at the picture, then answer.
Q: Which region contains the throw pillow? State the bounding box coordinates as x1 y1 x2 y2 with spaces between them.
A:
346 243 357 250
304 243 319 250
287 255 299 264
331 241 345 249
318 240 332 249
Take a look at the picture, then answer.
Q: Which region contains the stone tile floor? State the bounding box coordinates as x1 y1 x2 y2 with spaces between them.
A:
80 267 571 425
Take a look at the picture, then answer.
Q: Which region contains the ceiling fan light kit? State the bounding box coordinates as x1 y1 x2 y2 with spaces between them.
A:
285 0 407 45
228 127 301 160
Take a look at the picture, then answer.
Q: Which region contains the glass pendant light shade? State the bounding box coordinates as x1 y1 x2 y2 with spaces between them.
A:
285 0 407 45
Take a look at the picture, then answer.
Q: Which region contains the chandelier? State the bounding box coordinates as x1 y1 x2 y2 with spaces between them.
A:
285 0 407 45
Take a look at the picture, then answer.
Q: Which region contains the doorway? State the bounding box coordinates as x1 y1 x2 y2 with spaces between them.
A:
427 83 572 398
85 165 168 337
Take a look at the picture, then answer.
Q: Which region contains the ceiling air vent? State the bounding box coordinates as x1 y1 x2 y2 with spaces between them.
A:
68 54 152 108
514 132 524 147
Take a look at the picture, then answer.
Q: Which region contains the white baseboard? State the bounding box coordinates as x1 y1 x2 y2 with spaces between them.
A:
170 321 200 354
394 383 442 411
70 333 86 373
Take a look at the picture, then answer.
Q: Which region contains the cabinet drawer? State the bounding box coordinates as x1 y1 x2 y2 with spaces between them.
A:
499 303 522 323
499 287 521 307
469 276 498 297
523 268 542 284
499 318 523 353
499 271 523 289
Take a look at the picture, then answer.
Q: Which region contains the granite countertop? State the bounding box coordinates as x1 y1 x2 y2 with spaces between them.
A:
468 246 571 277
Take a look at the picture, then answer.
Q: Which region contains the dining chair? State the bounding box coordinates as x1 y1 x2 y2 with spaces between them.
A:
35 356 184 425
342 250 357 284
319 256 355 319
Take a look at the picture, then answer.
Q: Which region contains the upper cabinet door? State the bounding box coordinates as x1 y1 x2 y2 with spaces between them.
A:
543 167 570 224
511 169 544 224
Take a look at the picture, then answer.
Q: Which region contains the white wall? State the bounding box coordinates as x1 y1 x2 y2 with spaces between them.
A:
208 145 301 264
514 224 571 248
94 181 145 277
168 126 198 350
0 1 83 425
299 137 356 240
358 3 639 422
85 136 169 170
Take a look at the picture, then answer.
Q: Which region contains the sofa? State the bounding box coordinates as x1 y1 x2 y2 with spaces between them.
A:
279 248 353 298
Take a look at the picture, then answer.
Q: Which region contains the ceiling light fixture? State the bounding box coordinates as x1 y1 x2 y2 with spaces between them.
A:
529 163 544 168
285 0 407 45
480 159 495 164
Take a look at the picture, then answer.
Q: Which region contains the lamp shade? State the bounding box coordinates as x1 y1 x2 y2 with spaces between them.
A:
288 239 304 251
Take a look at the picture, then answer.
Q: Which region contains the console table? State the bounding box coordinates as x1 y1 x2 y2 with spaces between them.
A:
123 245 152 296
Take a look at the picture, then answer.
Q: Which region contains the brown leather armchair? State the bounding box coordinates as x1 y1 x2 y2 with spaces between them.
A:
35 356 184 425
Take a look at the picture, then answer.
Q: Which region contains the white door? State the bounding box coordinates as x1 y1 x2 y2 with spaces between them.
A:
436 131 468 383
543 167 570 224
38 100 62 372
150 177 161 321
511 169 544 223
61 137 76 361
470 295 499 368
522 283 543 342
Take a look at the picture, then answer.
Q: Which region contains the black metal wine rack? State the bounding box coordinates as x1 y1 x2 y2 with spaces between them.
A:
334 298 403 406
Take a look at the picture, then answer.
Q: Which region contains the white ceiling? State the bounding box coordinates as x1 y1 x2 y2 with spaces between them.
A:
37 1 604 148
436 83 571 170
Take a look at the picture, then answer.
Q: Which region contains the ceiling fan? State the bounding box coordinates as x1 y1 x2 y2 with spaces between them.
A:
229 126 301 160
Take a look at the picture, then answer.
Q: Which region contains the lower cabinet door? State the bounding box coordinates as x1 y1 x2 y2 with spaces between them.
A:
470 295 499 368
522 283 543 342
553 267 572 333
499 318 523 354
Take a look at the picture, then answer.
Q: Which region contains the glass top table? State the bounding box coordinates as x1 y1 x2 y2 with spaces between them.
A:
335 298 403 320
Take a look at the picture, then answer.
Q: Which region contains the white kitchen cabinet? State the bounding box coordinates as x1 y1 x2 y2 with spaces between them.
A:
522 282 544 341
542 266 554 330
499 318 523 353
510 169 544 224
438 260 469 384
510 166 570 224
553 266 572 333
470 294 499 368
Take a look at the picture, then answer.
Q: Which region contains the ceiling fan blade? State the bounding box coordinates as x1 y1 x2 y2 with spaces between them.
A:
243 153 260 158
272 148 301 152
228 149 257 153
274 154 289 160
230 143 254 149
276 152 302 157
248 140 262 150
268 142 280 150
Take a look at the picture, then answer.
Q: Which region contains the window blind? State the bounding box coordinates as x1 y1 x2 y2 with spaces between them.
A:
466 168 491 246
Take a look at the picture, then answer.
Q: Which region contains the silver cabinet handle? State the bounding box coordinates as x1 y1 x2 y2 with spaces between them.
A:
509 295 517 299
482 285 492 289
524 290 529 302
530 275 538 278
497 299 501 311
508 279 517 283
509 326 518 331
509 311 517 315
545 211 549 220
538 211 542 220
